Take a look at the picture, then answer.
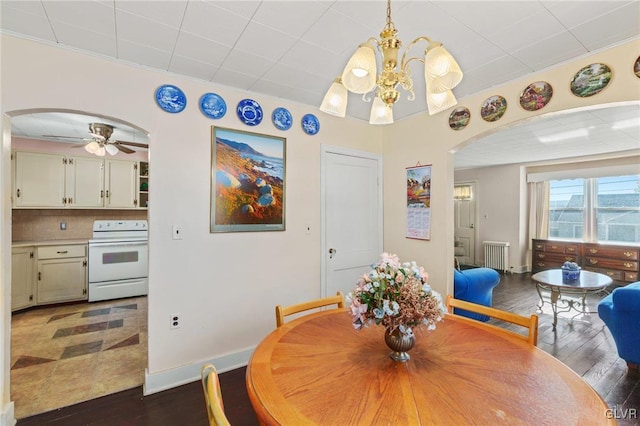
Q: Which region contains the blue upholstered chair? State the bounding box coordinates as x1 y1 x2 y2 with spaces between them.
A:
598 282 640 368
453 267 501 322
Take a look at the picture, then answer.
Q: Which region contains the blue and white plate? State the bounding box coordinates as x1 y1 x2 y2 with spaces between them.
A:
155 84 187 113
199 93 227 119
272 107 292 131
301 113 320 135
237 99 263 126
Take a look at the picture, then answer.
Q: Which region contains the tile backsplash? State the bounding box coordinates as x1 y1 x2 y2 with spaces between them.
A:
12 209 147 241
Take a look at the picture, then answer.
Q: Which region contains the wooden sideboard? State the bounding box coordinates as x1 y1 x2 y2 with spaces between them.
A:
532 239 639 284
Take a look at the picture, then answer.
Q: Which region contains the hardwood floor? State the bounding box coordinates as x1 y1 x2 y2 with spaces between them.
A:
17 272 639 425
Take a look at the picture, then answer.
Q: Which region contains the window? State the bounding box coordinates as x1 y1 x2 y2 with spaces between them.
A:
549 175 640 244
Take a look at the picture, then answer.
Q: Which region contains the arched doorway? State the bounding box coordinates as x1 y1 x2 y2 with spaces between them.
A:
6 109 150 419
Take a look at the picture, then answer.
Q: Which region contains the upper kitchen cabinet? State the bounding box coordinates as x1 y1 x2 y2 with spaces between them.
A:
13 151 66 207
66 155 105 207
13 151 141 209
105 159 138 208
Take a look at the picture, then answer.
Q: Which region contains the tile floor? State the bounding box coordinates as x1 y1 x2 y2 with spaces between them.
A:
10 296 147 419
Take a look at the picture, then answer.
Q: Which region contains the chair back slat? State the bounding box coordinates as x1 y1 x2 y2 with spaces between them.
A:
276 292 345 327
446 294 538 346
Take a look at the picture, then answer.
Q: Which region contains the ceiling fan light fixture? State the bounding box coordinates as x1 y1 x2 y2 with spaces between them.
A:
84 141 100 154
94 146 106 157
320 77 348 117
105 144 119 156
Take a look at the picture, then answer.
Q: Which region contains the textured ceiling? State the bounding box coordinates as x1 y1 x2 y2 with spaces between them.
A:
2 1 639 168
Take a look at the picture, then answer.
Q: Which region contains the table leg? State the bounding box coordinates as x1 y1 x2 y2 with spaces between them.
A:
550 288 560 331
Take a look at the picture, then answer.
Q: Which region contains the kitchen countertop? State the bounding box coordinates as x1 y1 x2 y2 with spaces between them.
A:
12 239 89 248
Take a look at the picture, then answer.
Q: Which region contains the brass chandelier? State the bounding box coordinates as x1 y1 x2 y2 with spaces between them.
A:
320 0 463 124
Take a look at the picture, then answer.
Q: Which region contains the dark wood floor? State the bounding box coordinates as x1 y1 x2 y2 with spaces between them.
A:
17 272 640 425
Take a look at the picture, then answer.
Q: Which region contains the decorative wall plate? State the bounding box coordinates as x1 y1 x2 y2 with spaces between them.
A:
272 107 292 131
237 99 263 126
155 84 187 113
570 63 612 97
634 55 640 78
519 81 553 111
449 107 470 130
480 95 507 122
301 114 320 135
199 93 227 119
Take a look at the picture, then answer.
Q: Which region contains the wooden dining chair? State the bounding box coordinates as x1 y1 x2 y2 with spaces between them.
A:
276 291 345 327
446 294 539 346
201 363 231 426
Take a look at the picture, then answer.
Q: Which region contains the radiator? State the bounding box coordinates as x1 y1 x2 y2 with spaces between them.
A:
483 241 510 273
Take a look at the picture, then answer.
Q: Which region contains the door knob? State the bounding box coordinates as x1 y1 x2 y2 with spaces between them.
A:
329 248 336 259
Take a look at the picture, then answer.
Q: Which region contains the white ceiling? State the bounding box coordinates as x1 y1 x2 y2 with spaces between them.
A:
2 0 639 168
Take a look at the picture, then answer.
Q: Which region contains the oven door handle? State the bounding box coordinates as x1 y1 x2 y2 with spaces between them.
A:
89 241 148 248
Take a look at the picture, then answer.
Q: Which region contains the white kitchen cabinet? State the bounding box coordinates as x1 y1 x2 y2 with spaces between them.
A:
66 156 105 208
11 246 35 311
14 152 66 207
105 159 138 208
12 151 139 209
36 244 87 304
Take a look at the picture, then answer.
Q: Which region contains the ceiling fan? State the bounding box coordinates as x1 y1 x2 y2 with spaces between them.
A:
44 123 148 156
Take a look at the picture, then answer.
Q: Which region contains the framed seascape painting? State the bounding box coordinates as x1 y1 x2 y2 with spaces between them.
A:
210 127 286 232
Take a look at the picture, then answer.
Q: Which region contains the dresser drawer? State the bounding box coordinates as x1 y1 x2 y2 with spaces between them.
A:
37 245 86 260
583 245 639 260
534 252 578 263
625 272 639 282
583 257 638 271
583 267 624 281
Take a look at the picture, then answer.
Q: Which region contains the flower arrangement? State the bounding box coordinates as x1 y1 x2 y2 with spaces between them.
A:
347 253 445 337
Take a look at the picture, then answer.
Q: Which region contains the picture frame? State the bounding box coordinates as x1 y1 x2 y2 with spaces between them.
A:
481 95 507 122
449 106 471 130
519 81 553 111
210 126 286 232
570 63 612 97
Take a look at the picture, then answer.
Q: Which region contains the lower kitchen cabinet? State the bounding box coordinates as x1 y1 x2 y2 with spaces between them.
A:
11 246 35 311
36 244 88 305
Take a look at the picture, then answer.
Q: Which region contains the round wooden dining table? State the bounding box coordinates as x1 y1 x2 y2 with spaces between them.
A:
246 309 614 425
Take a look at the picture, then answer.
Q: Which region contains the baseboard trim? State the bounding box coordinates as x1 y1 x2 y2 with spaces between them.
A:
143 347 254 396
1 401 16 426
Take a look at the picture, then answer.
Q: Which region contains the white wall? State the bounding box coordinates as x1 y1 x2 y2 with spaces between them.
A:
0 34 381 401
1 32 638 422
455 164 523 269
382 38 639 299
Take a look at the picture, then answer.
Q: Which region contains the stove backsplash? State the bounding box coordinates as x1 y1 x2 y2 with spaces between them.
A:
12 209 147 242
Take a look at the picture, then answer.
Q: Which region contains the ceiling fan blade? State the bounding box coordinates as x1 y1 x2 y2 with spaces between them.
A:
42 134 85 140
114 140 149 149
112 142 135 154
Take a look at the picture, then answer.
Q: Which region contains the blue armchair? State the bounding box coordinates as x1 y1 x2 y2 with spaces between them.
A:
598 282 640 368
453 267 501 322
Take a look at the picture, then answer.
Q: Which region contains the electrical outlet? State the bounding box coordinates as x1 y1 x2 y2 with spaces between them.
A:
60 222 67 230
170 313 181 329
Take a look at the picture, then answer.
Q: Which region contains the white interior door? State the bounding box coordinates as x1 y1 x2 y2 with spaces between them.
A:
321 146 382 299
454 182 476 266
